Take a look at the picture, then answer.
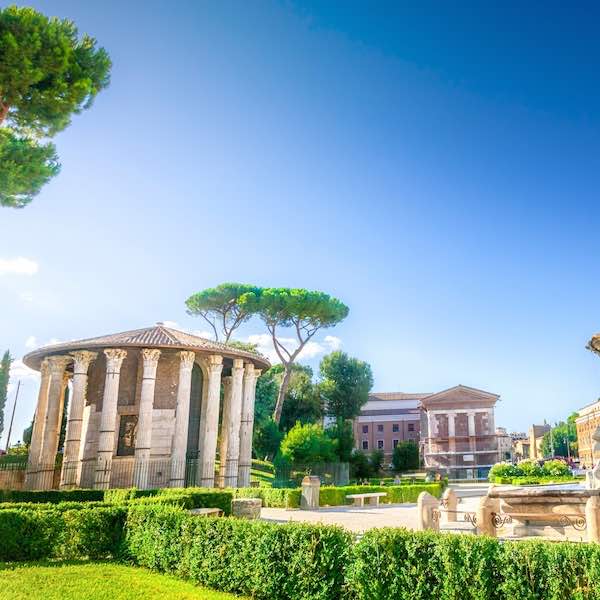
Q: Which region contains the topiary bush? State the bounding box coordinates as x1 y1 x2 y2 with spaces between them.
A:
123 504 351 600
319 483 442 506
0 488 104 503
0 506 126 561
233 487 301 509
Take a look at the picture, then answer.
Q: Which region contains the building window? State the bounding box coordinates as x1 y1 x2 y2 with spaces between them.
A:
393 439 399 449
408 423 415 432
392 423 399 433
362 440 369 450
377 424 384 433
362 425 368 434
377 440 384 450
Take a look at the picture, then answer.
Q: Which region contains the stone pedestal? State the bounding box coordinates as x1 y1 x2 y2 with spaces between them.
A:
301 475 321 510
442 488 458 523
417 491 439 531
232 497 262 519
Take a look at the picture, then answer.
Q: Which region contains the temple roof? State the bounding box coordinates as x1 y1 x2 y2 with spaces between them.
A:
22 323 271 371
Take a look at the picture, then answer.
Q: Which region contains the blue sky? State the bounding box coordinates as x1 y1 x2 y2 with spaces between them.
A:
2 1 600 445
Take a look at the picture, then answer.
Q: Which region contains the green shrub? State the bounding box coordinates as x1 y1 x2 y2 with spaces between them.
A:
233 487 301 509
517 459 543 477
319 483 442 506
0 506 126 561
103 488 157 503
0 500 107 511
124 504 351 600
347 527 501 600
156 488 233 515
0 488 104 503
542 459 570 477
488 462 520 481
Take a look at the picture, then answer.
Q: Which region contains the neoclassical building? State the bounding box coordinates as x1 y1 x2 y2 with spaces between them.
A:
22 324 269 490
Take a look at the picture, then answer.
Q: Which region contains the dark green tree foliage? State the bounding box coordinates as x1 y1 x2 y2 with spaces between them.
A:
540 413 578 458
240 288 349 423
279 422 336 465
185 283 260 342
0 6 111 207
22 420 33 446
392 441 419 472
326 419 355 462
0 6 111 136
0 129 59 207
320 351 373 422
319 351 373 461
58 386 69 453
0 350 13 439
253 364 322 458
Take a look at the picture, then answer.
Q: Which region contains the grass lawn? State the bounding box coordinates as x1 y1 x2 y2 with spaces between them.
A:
0 561 246 600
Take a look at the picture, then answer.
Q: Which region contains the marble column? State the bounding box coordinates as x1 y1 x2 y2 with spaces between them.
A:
60 351 97 488
38 356 72 489
447 412 456 468
219 359 244 488
218 376 233 486
170 351 196 487
133 349 161 489
24 359 50 488
238 364 260 488
198 355 223 487
468 411 476 454
94 348 127 489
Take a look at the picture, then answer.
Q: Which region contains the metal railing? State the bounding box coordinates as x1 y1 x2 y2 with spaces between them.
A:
4 458 258 491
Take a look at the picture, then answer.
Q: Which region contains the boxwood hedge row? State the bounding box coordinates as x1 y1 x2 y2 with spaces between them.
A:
4 503 600 599
124 504 351 600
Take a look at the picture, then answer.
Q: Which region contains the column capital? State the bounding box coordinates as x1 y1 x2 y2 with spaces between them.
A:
232 358 244 370
207 354 223 374
39 357 50 377
47 355 72 375
104 348 127 373
71 350 98 374
141 348 161 365
179 350 196 370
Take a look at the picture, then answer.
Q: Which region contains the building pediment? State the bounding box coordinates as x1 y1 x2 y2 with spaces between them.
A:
420 385 499 409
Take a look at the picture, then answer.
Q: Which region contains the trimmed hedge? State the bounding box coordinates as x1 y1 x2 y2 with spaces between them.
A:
5 502 600 599
0 506 126 561
491 475 579 486
347 527 600 600
0 488 104 503
233 487 301 509
124 504 350 600
319 483 442 506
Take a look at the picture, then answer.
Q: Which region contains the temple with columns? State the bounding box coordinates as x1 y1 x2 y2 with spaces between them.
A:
22 324 269 490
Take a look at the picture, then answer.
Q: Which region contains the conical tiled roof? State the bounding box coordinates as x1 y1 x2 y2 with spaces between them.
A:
23 323 270 370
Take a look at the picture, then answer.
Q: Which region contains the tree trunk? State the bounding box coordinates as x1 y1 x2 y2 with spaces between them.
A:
0 102 9 125
272 364 292 424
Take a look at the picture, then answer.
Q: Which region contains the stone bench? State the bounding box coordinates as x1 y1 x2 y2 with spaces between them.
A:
188 507 223 517
346 492 387 507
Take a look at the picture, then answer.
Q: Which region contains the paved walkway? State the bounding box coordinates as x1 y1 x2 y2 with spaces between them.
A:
259 484 487 533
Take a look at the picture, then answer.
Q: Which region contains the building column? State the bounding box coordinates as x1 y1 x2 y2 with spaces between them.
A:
219 359 244 488
468 411 476 453
426 411 434 464
238 364 260 488
60 351 97 488
37 356 72 489
170 351 196 487
24 359 50 488
133 349 161 489
198 355 223 487
218 376 233 486
447 412 456 470
94 349 127 489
